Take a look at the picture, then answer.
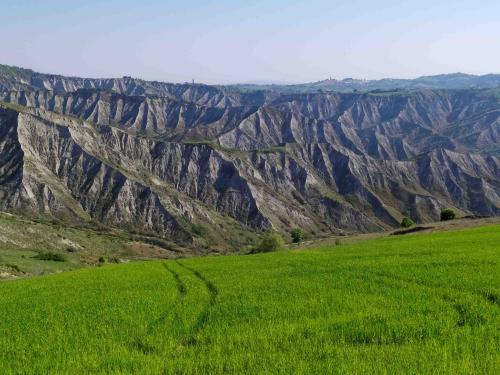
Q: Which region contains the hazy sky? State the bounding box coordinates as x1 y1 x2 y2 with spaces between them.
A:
2 0 499 84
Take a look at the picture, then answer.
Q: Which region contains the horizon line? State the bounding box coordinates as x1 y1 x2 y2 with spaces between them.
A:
1 63 499 87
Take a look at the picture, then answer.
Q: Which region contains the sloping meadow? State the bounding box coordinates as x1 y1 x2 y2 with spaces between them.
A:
0 224 499 373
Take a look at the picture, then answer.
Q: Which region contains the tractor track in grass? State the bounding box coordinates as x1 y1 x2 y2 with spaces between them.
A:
175 261 218 346
163 263 186 296
132 261 218 355
131 263 187 354
442 295 485 328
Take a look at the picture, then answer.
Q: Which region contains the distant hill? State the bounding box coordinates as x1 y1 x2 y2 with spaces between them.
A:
231 72 500 93
2 64 499 94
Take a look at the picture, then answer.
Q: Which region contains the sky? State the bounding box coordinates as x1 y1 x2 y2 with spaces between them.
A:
2 0 499 84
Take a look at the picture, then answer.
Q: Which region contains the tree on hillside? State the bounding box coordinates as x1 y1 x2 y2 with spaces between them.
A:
400 217 415 228
440 209 456 221
290 228 305 243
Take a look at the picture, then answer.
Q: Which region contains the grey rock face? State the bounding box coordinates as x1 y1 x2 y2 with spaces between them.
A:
1 88 497 157
0 66 499 250
0 107 190 240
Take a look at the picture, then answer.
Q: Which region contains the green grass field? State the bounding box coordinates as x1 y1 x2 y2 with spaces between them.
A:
0 224 499 374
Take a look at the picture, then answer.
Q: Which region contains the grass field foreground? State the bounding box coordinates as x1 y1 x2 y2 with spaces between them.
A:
0 224 499 373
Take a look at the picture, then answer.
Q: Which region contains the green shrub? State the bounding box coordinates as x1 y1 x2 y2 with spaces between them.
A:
256 232 285 252
400 217 415 228
290 228 305 243
191 224 207 236
34 252 66 262
6 264 21 273
440 209 456 221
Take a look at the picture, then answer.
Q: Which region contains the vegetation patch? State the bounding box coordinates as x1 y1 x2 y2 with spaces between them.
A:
290 228 305 243
33 252 67 262
253 231 285 253
440 208 456 221
191 224 207 237
400 217 415 228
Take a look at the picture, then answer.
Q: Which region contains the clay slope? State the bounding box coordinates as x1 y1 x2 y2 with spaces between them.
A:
1 103 498 248
1 89 498 159
0 65 498 249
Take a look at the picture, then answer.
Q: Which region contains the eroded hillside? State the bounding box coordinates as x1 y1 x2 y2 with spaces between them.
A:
0 66 499 252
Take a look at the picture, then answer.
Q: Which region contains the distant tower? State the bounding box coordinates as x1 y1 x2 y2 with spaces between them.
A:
192 78 195 85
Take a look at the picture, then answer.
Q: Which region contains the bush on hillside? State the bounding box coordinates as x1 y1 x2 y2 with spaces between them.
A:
440 209 456 221
191 224 207 236
290 228 305 243
256 232 285 252
34 252 66 262
400 217 415 228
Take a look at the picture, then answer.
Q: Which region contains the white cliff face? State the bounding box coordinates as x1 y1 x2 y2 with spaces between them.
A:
0 67 499 250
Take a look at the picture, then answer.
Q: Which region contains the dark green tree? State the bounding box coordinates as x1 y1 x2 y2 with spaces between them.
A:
440 209 456 221
290 228 305 243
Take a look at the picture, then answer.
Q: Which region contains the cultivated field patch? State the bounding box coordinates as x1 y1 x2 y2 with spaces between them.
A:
0 224 499 373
